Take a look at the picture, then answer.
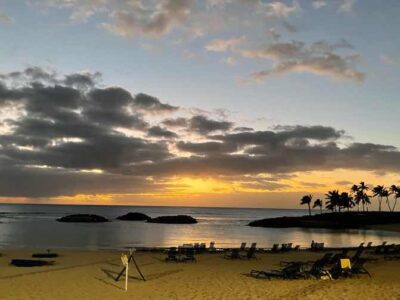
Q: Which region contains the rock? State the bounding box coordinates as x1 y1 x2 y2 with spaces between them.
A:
57 214 109 223
117 212 151 221
147 215 198 224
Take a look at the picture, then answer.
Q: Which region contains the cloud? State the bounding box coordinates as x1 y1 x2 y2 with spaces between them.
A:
162 117 188 127
205 36 246 52
381 54 400 66
1 67 399 199
133 93 179 113
189 115 233 135
338 0 356 14
101 0 192 38
148 126 179 139
241 39 364 83
312 0 327 9
0 11 14 24
264 1 300 18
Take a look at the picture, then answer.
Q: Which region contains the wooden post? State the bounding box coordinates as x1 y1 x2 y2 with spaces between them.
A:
120 254 129 291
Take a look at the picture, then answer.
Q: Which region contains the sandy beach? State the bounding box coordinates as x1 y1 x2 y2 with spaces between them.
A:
1 249 399 300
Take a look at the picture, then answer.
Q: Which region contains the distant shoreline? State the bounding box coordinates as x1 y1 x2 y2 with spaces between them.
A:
248 212 400 230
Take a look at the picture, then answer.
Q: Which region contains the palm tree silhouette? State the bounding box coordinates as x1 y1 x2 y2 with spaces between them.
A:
300 194 313 216
390 185 399 212
325 190 340 212
313 199 323 214
381 188 391 211
351 184 360 211
372 185 384 212
339 192 354 212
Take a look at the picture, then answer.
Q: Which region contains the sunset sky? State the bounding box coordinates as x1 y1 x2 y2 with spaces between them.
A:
0 0 399 208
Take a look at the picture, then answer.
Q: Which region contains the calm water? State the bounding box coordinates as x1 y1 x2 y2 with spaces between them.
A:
0 204 399 250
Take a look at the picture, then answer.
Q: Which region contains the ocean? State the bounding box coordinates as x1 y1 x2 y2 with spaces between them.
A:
0 204 399 250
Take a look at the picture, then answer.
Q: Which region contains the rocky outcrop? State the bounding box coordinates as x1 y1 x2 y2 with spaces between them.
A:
147 215 198 224
117 212 151 221
57 214 109 223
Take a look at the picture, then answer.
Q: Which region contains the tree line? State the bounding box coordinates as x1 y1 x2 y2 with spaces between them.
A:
300 182 400 216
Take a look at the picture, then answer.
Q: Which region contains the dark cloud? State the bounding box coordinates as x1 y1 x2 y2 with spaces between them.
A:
148 126 179 139
189 115 233 134
176 141 237 154
133 93 179 113
1 67 400 199
162 117 188 127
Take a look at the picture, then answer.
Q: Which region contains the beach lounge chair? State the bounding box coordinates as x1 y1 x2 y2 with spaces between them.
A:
374 241 387 254
328 249 349 265
165 247 179 262
311 242 325 251
224 248 241 259
239 242 247 251
250 262 307 280
242 247 257 259
183 248 196 262
350 258 371 277
384 245 400 260
249 242 257 250
351 244 365 262
281 243 293 252
366 242 373 249
270 244 280 253
308 253 334 278
294 245 300 251
11 259 54 267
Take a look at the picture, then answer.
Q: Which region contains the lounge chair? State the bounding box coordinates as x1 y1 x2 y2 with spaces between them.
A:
374 241 387 254
384 244 400 260
294 245 300 251
311 242 325 251
11 259 54 267
239 242 247 251
328 249 348 265
250 262 307 280
281 243 293 252
242 247 257 259
308 253 334 278
270 244 280 253
249 242 257 250
349 258 371 277
225 248 241 259
165 247 179 262
183 248 196 262
351 244 365 262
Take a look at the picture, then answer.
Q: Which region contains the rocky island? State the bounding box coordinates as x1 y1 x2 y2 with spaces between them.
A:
147 215 198 224
57 214 109 223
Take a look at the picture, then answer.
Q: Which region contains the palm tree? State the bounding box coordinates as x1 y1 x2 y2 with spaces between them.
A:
339 192 354 212
300 194 313 216
351 184 360 211
313 199 323 214
325 190 340 212
390 185 400 212
372 185 384 212
360 191 371 212
381 188 391 211
357 182 370 212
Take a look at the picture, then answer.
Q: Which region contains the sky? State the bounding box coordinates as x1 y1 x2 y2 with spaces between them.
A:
0 0 399 208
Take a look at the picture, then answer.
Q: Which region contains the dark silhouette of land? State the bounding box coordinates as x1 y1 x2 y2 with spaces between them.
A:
248 212 400 229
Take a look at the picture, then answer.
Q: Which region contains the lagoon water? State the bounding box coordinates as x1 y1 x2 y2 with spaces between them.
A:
1 204 399 250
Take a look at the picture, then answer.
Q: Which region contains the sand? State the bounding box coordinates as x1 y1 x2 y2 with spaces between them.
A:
0 249 399 300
